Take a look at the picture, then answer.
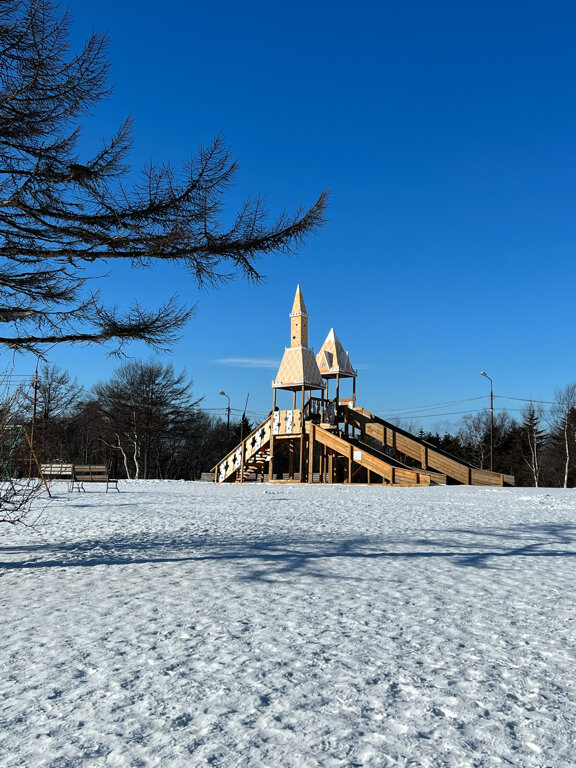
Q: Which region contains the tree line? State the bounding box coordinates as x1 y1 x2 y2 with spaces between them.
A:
414 384 576 487
6 361 576 487
6 360 250 482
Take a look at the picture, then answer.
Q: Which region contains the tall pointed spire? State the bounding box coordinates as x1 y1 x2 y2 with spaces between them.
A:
290 284 308 348
273 285 324 390
291 284 308 316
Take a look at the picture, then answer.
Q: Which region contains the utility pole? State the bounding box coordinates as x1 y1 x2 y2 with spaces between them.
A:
219 390 231 437
29 369 38 477
240 393 250 443
481 371 494 472
29 342 59 475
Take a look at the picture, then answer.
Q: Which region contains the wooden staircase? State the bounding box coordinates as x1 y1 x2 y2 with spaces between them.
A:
212 417 273 483
238 448 270 481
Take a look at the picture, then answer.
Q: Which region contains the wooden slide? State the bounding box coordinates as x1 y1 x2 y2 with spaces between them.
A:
342 405 514 486
310 423 433 486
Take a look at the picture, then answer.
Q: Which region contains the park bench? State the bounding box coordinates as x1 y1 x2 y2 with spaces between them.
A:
72 465 119 493
40 463 75 491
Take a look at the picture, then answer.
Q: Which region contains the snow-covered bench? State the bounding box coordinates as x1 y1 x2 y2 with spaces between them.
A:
40 463 75 491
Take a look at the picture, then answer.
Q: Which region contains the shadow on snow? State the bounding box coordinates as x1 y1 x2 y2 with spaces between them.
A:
1 522 576 580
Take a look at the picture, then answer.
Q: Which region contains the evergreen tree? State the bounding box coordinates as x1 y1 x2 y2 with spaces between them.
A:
519 403 548 487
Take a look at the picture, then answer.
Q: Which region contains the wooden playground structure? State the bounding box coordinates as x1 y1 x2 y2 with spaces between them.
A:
213 287 514 487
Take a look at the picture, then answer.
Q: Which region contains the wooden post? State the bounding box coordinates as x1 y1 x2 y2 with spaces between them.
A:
269 388 277 481
308 424 315 483
240 440 245 483
289 439 294 480
348 444 353 484
328 450 334 483
299 385 305 483
420 445 428 469
353 376 356 406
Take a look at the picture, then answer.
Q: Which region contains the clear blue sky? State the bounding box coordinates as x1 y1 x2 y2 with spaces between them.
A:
12 0 576 431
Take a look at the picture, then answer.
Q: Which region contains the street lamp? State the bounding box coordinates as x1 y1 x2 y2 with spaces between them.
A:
480 371 494 472
219 390 231 437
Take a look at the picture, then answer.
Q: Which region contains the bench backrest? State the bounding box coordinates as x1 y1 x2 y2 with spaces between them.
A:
74 465 109 481
40 463 74 478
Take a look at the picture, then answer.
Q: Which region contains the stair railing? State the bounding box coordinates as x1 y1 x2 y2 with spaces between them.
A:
213 416 272 483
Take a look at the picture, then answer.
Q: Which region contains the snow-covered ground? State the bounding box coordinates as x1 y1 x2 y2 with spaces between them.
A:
1 482 576 767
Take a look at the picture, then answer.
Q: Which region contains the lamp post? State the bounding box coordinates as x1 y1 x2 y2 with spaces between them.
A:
219 390 231 437
480 371 494 472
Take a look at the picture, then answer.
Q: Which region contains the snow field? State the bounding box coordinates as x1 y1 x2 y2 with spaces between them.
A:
1 482 576 767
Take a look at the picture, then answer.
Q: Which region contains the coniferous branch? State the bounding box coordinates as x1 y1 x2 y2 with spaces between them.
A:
0 0 327 354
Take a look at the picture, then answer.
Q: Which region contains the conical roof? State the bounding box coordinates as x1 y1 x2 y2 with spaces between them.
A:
316 328 357 379
290 284 308 316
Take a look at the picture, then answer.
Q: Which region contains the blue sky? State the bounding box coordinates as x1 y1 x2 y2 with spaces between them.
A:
11 0 576 430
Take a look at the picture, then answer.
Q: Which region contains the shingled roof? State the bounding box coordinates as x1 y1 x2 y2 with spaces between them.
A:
316 328 357 379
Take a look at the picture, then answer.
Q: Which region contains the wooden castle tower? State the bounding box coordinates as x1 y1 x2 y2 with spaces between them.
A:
212 287 514 487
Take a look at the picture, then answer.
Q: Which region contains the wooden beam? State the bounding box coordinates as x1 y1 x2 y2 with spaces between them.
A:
299 385 305 483
269 388 276 482
348 444 353 483
308 424 315 483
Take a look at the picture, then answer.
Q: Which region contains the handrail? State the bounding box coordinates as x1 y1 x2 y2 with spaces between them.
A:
303 396 337 425
211 416 272 474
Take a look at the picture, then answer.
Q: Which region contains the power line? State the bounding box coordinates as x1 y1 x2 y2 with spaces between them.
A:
374 395 487 416
390 408 493 420
495 395 557 405
389 406 554 422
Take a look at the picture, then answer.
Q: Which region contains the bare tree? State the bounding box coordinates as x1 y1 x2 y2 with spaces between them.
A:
18 363 83 458
0 476 43 525
549 383 576 487
0 374 43 524
92 360 201 479
458 409 517 472
0 0 327 355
